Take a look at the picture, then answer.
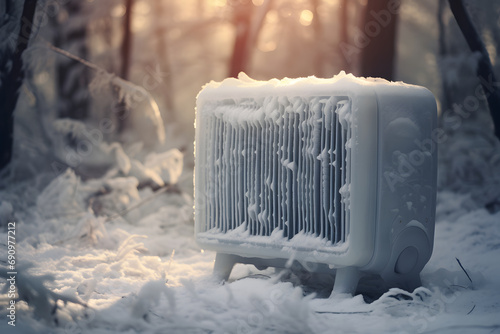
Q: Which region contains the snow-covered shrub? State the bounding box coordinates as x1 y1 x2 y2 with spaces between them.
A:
0 264 86 325
130 277 175 321
144 149 184 185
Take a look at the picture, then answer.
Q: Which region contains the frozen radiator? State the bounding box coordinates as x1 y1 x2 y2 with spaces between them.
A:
195 73 437 293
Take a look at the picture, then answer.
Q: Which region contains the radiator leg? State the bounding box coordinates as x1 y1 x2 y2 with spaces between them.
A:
331 267 360 296
400 274 422 292
213 253 238 282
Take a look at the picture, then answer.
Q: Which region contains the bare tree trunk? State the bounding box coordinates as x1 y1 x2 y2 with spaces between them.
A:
438 0 447 58
310 0 323 76
228 0 254 78
248 0 273 51
197 0 205 17
359 0 400 80
0 0 38 170
154 0 175 122
52 0 90 120
338 0 349 71
438 0 452 117
448 0 500 140
116 0 134 134
121 0 134 80
228 0 273 77
437 0 453 127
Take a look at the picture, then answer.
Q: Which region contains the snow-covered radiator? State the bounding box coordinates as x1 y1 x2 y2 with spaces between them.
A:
195 73 437 293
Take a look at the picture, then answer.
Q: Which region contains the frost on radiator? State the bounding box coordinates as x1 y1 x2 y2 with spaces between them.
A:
195 72 368 249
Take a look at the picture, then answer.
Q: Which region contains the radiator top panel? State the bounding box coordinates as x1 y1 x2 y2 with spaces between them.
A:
197 95 352 247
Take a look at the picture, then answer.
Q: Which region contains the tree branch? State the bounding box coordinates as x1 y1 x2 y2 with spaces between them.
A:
448 0 500 140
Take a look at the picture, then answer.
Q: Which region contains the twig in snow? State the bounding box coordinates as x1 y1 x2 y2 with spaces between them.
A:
105 173 191 223
467 304 476 315
456 258 473 286
450 284 469 290
234 274 272 281
315 310 373 314
104 184 172 223
421 324 500 334
166 249 175 281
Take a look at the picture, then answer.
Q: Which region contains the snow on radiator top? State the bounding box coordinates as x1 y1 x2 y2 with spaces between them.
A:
197 71 424 102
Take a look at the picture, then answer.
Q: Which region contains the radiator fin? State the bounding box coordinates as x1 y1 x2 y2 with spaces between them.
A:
199 96 351 246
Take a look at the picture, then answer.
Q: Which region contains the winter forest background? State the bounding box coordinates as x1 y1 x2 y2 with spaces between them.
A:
1 0 500 333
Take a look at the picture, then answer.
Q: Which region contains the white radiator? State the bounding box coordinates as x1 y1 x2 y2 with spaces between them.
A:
195 73 437 294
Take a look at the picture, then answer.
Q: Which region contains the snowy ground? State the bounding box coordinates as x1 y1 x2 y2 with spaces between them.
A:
1 163 500 334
